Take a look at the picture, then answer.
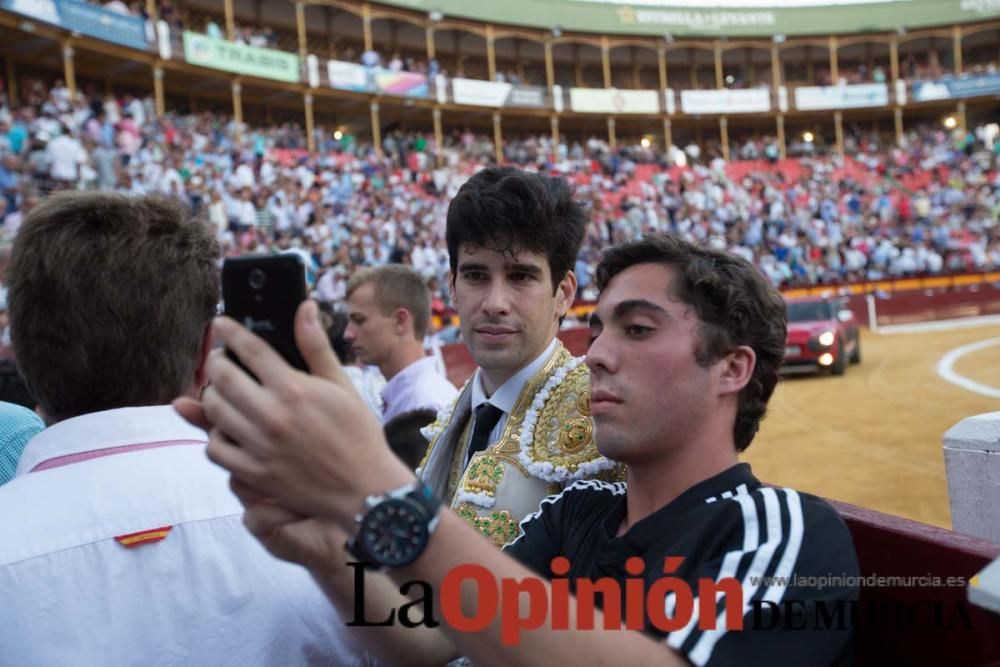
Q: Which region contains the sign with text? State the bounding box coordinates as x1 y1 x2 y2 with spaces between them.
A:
452 78 512 107
58 0 148 50
2 0 58 23
569 88 660 114
912 73 1000 102
327 60 368 92
680 88 771 114
183 32 300 83
508 85 548 108
794 83 889 110
450 79 550 108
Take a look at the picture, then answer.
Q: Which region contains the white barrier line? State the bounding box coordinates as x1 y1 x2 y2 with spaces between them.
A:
936 337 1000 398
876 314 1000 335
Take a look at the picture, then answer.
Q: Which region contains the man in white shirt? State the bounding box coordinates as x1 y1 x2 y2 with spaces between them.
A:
345 264 457 423
0 192 362 666
46 127 87 184
234 187 257 230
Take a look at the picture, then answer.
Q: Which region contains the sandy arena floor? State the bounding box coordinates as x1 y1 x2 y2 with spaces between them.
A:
742 322 1000 528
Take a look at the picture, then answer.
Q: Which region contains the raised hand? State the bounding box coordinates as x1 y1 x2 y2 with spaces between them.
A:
176 300 414 532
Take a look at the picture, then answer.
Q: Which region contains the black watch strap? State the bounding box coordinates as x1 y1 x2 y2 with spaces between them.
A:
346 481 442 569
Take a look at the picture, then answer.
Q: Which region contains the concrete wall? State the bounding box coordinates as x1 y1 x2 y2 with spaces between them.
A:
944 412 1000 542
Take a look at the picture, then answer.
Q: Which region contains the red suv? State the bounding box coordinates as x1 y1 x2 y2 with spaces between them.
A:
783 296 861 375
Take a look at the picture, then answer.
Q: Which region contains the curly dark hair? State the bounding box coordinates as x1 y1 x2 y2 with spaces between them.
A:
445 167 586 293
595 234 787 452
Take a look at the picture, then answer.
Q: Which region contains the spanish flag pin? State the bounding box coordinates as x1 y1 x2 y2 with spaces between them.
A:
115 526 173 548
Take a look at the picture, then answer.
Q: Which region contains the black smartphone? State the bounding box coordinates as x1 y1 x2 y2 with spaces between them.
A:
222 255 309 373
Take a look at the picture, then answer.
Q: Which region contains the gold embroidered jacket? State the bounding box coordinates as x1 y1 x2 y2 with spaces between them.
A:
417 341 622 547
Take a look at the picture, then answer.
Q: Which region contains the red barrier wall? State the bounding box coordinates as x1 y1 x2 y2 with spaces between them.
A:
831 499 1000 666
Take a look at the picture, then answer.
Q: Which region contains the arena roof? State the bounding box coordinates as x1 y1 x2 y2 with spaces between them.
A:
374 0 1000 37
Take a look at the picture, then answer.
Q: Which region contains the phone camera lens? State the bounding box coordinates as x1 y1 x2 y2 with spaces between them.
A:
248 269 267 290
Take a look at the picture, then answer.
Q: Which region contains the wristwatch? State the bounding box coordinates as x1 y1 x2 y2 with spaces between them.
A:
346 481 442 569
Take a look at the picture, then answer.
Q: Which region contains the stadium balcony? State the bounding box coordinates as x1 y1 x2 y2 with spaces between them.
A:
1 0 998 159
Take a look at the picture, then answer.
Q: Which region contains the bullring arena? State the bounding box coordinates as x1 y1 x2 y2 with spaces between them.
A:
753 316 1000 529
2 0 1000 663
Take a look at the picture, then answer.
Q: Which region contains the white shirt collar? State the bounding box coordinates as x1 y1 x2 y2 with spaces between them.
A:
16 405 208 477
471 337 559 415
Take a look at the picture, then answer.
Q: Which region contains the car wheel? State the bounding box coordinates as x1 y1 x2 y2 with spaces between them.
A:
831 340 846 376
850 334 862 364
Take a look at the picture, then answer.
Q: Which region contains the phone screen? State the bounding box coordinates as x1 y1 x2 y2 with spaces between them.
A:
222 255 309 373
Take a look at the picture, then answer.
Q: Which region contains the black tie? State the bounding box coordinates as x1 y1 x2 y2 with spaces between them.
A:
466 403 503 465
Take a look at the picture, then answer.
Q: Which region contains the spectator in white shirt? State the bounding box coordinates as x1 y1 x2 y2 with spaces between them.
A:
206 189 228 235
345 264 457 423
124 95 146 128
234 188 257 230
0 192 363 666
232 159 255 190
104 0 130 14
46 127 87 183
313 265 347 303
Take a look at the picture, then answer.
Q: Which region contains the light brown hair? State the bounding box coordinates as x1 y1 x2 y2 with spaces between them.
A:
346 265 431 339
9 192 220 421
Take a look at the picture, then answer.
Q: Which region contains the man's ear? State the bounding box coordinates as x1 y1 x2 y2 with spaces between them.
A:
717 345 756 397
393 307 412 337
556 270 578 318
194 323 213 389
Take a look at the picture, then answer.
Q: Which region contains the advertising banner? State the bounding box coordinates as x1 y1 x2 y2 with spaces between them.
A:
2 0 59 23
508 85 548 108
57 0 147 50
327 60 368 92
680 88 771 114
369 0 1000 39
794 83 889 110
183 32 300 83
449 79 549 108
2 0 149 49
452 78 512 107
569 88 660 114
912 73 1000 102
373 69 428 97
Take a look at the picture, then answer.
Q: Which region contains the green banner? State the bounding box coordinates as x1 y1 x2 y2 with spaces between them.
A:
183 32 300 83
376 0 1000 37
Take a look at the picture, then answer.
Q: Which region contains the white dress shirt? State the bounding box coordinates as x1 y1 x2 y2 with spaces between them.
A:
381 355 458 424
0 405 362 667
46 134 87 182
469 337 559 445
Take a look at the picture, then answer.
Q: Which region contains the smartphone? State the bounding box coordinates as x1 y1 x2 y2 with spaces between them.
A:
222 254 309 373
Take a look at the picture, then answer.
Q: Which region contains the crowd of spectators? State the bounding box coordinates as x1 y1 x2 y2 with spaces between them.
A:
202 18 278 49
1 77 998 336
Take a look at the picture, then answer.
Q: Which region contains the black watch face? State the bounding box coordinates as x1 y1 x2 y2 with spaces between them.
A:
359 498 430 568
